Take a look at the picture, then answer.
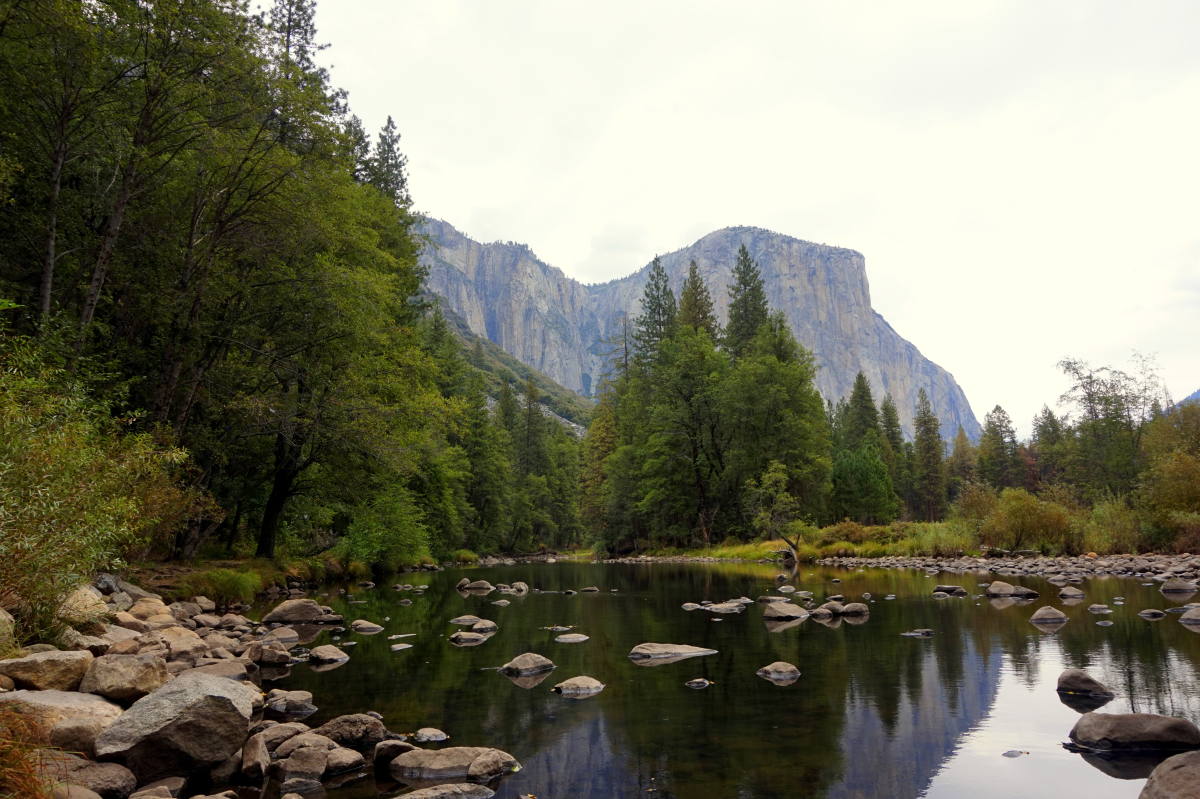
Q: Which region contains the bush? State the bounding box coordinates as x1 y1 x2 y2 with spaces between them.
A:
1076 498 1141 554
180 569 262 609
979 488 1072 553
820 520 869 545
951 482 998 527
0 335 200 642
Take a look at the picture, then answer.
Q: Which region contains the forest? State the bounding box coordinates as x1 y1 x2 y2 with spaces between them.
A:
1 0 1198 644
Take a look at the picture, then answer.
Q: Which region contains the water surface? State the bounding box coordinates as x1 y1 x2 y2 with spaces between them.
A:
258 561 1200 798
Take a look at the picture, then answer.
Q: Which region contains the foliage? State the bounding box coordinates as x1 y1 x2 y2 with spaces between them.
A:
0 706 50 798
978 488 1072 553
180 569 263 610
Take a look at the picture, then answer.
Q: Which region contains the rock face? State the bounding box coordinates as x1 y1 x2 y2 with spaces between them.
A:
93 672 257 782
1070 712 1200 751
421 219 981 437
1140 750 1200 799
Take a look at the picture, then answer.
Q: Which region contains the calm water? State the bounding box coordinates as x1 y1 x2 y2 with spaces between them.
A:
255 562 1200 799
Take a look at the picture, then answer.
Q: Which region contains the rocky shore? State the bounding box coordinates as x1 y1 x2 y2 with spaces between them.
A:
813 552 1200 583
0 576 520 799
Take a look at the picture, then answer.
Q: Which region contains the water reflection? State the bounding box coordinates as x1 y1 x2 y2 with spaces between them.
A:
257 562 1200 799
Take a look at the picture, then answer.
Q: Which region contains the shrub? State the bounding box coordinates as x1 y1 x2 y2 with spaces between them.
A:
0 336 199 642
979 488 1072 553
820 520 869 545
1077 498 1141 554
951 482 998 527
818 540 858 558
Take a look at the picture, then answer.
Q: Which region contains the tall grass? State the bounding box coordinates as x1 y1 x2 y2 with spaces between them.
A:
0 705 51 798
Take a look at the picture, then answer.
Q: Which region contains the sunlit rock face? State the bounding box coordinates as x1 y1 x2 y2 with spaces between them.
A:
421 218 980 439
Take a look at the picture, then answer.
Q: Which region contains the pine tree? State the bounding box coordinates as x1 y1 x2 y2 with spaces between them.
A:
519 378 548 475
879 393 911 511
632 256 676 363
677 260 719 339
365 115 410 208
911 389 947 521
844 372 881 449
977 405 1021 489
724 244 769 357
946 425 977 501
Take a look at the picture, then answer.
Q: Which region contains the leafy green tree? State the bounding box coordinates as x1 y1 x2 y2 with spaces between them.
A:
724 243 769 357
831 437 898 525
677 260 719 339
911 389 947 521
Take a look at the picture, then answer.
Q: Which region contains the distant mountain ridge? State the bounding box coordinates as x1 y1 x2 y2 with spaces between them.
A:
1182 388 1200 406
420 218 981 439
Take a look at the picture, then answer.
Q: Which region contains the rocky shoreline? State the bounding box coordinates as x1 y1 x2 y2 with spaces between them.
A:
0 576 520 799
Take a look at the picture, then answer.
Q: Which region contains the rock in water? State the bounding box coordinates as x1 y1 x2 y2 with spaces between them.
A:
1069 712 1200 751
627 643 718 664
350 619 384 634
402 785 496 799
762 602 808 621
1161 578 1199 594
414 727 450 742
308 644 349 664
555 633 589 643
684 678 713 689
1057 669 1115 698
93 672 258 782
389 746 520 782
1140 750 1200 799
551 676 605 698
1030 606 1068 625
500 653 555 675
756 662 801 685
262 598 341 624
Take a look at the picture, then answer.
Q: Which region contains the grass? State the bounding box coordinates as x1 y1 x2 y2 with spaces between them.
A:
0 706 51 798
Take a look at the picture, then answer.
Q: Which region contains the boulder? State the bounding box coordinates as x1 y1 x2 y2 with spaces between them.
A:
261 599 341 625
41 750 137 799
79 654 168 703
313 713 387 751
374 739 417 764
756 661 801 685
470 620 498 633
449 615 482 626
1058 586 1086 600
841 602 869 616
551 676 605 697
1161 579 1199 594
499 652 555 675
933 585 967 596
628 643 718 662
463 580 494 592
127 599 169 621
241 731 270 781
1180 607 1200 625
279 745 327 793
389 746 520 782
1030 606 1069 625
985 580 1016 596
1070 712 1200 751
50 785 102 799
157 627 207 663
554 633 588 643
1057 669 1114 697
326 745 366 774
258 721 310 753
414 727 449 742
1139 609 1167 620
0 608 14 651
511 581 530 594
448 632 488 647
762 602 807 621
0 649 93 690
1140 750 1200 799
93 672 258 783
270 731 337 759
308 644 349 664
0 690 122 755
59 586 109 626
350 619 384 634
400 786 495 799
265 689 317 719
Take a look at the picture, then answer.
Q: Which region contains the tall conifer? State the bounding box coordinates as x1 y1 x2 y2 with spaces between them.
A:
633 256 676 363
724 244 769 357
678 260 718 339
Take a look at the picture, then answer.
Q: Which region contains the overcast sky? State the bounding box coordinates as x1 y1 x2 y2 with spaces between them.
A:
316 0 1199 435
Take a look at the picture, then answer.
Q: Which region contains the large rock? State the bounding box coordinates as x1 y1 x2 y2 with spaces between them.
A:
1161 578 1199 594
1140 750 1200 798
0 649 93 690
1180 607 1200 626
313 713 387 751
308 644 349 664
756 661 801 685
389 746 521 782
93 671 258 782
0 607 14 651
762 602 807 621
156 627 207 663
499 652 555 675
1057 669 1114 698
0 690 122 755
1030 606 1068 625
59 585 109 626
627 643 718 662
261 599 341 625
551 676 605 698
350 619 384 634
79 654 168 703
1070 712 1200 752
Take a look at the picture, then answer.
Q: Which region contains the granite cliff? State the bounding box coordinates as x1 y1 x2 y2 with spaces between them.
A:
420 218 981 439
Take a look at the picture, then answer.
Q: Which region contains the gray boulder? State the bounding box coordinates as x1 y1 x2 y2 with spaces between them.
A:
308 644 349 664
841 602 869 616
93 671 258 782
551 676 605 698
79 654 168 703
350 619 384 634
1180 607 1200 626
0 650 93 690
1140 750 1200 799
756 661 801 685
1161 578 1199 594
401 785 495 799
261 599 341 624
1030 606 1069 625
1070 712 1200 751
628 643 717 662
389 746 520 782
40 751 136 799
313 713 387 751
762 602 807 621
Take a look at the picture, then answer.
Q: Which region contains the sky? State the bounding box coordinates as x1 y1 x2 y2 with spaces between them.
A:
315 0 1200 435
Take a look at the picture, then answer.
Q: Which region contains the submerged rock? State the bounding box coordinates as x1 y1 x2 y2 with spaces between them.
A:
555 633 589 643
627 643 718 664
401 785 495 799
685 677 713 689
756 661 801 685
350 619 384 634
1030 606 1069 625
